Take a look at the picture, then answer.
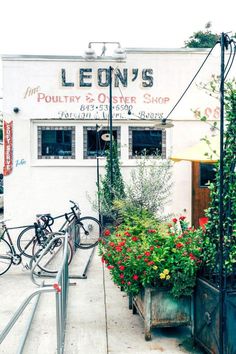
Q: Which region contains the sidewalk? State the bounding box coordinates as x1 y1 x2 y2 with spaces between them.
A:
0 247 203 354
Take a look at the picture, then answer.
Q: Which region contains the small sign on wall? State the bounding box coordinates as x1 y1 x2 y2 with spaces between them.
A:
3 121 13 176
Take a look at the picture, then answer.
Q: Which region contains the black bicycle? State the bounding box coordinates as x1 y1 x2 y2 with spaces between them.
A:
17 201 102 274
0 215 73 275
17 201 101 255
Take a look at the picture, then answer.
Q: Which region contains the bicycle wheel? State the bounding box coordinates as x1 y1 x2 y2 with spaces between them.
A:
17 225 48 258
32 234 73 274
75 216 102 249
0 238 12 275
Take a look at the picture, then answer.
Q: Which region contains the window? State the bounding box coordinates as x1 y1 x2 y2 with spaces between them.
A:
199 163 216 187
38 126 75 159
129 127 166 158
84 127 120 159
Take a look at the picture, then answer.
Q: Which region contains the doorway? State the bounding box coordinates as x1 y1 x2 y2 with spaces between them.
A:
192 162 216 228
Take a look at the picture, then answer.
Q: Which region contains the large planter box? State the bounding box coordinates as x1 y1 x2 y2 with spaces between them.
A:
132 287 192 340
194 277 236 354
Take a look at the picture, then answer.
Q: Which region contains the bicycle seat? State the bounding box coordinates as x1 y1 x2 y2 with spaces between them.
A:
36 213 51 217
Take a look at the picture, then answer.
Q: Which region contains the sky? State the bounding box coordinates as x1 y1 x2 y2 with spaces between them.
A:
0 0 235 92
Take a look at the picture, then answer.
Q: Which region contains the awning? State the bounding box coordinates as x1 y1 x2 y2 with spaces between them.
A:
171 135 220 163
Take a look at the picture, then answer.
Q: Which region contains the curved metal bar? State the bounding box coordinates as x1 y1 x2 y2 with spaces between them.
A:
0 286 55 344
30 231 65 287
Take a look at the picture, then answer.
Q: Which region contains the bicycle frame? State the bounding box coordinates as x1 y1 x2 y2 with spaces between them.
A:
0 222 33 265
0 222 43 265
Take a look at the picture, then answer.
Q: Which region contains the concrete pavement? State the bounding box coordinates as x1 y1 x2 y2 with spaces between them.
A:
0 246 204 354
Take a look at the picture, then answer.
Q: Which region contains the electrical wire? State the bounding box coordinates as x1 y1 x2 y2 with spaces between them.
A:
165 42 219 120
224 38 236 81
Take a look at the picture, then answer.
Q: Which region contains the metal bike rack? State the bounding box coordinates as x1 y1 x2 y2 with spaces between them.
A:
0 233 71 354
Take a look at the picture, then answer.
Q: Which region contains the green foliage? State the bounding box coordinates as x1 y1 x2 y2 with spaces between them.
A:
99 142 125 216
99 215 203 297
125 155 173 221
184 22 219 48
202 80 236 273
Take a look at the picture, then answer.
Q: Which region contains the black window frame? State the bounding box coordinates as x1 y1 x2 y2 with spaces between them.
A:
129 127 166 158
83 126 121 159
38 126 75 159
199 163 216 187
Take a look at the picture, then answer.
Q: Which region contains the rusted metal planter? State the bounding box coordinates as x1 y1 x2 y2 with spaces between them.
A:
132 287 192 340
194 277 236 354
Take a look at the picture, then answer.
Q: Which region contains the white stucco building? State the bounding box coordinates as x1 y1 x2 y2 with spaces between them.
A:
1 46 232 226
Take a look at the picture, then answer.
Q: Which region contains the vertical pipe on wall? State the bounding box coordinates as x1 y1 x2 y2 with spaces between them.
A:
109 66 113 192
219 32 226 354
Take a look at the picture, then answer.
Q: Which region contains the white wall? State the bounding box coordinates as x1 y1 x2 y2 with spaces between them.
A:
2 49 231 226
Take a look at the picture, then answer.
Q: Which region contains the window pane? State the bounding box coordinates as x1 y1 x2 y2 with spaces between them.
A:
41 130 72 156
87 129 118 157
199 163 216 187
132 130 162 156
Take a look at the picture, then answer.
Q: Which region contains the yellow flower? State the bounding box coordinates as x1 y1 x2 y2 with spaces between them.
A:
163 269 169 275
166 275 171 280
153 265 158 270
160 273 165 279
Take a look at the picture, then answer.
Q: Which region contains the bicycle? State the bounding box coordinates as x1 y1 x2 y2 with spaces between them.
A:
0 216 73 276
17 201 102 274
17 201 102 256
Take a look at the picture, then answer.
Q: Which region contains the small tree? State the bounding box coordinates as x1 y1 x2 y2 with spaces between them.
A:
99 142 125 216
125 155 173 221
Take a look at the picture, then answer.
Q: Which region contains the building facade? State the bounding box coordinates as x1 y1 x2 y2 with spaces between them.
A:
1 48 228 226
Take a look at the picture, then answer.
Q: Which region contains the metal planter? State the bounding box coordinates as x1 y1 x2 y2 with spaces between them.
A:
194 277 236 354
132 287 192 340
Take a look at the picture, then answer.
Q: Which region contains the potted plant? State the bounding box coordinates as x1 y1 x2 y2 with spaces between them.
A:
99 208 203 340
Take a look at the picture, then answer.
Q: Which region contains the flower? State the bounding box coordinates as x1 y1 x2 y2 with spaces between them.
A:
99 213 203 298
104 229 111 236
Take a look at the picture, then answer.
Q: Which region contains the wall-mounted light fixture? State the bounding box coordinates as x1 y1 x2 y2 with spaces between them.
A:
84 41 126 61
13 107 20 114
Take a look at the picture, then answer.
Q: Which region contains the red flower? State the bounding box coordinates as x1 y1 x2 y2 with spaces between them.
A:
119 241 126 246
176 242 184 249
132 236 138 242
172 218 178 223
145 251 151 256
115 246 122 252
137 255 142 259
119 273 124 279
109 242 115 247
107 265 114 269
133 274 139 281
124 231 131 237
148 229 157 233
127 281 131 286
179 216 186 221
148 261 154 266
150 246 154 251
119 265 125 271
104 229 111 236
189 253 197 261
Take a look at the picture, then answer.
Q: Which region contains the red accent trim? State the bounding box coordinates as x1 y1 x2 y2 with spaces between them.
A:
3 121 13 176
53 283 62 293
